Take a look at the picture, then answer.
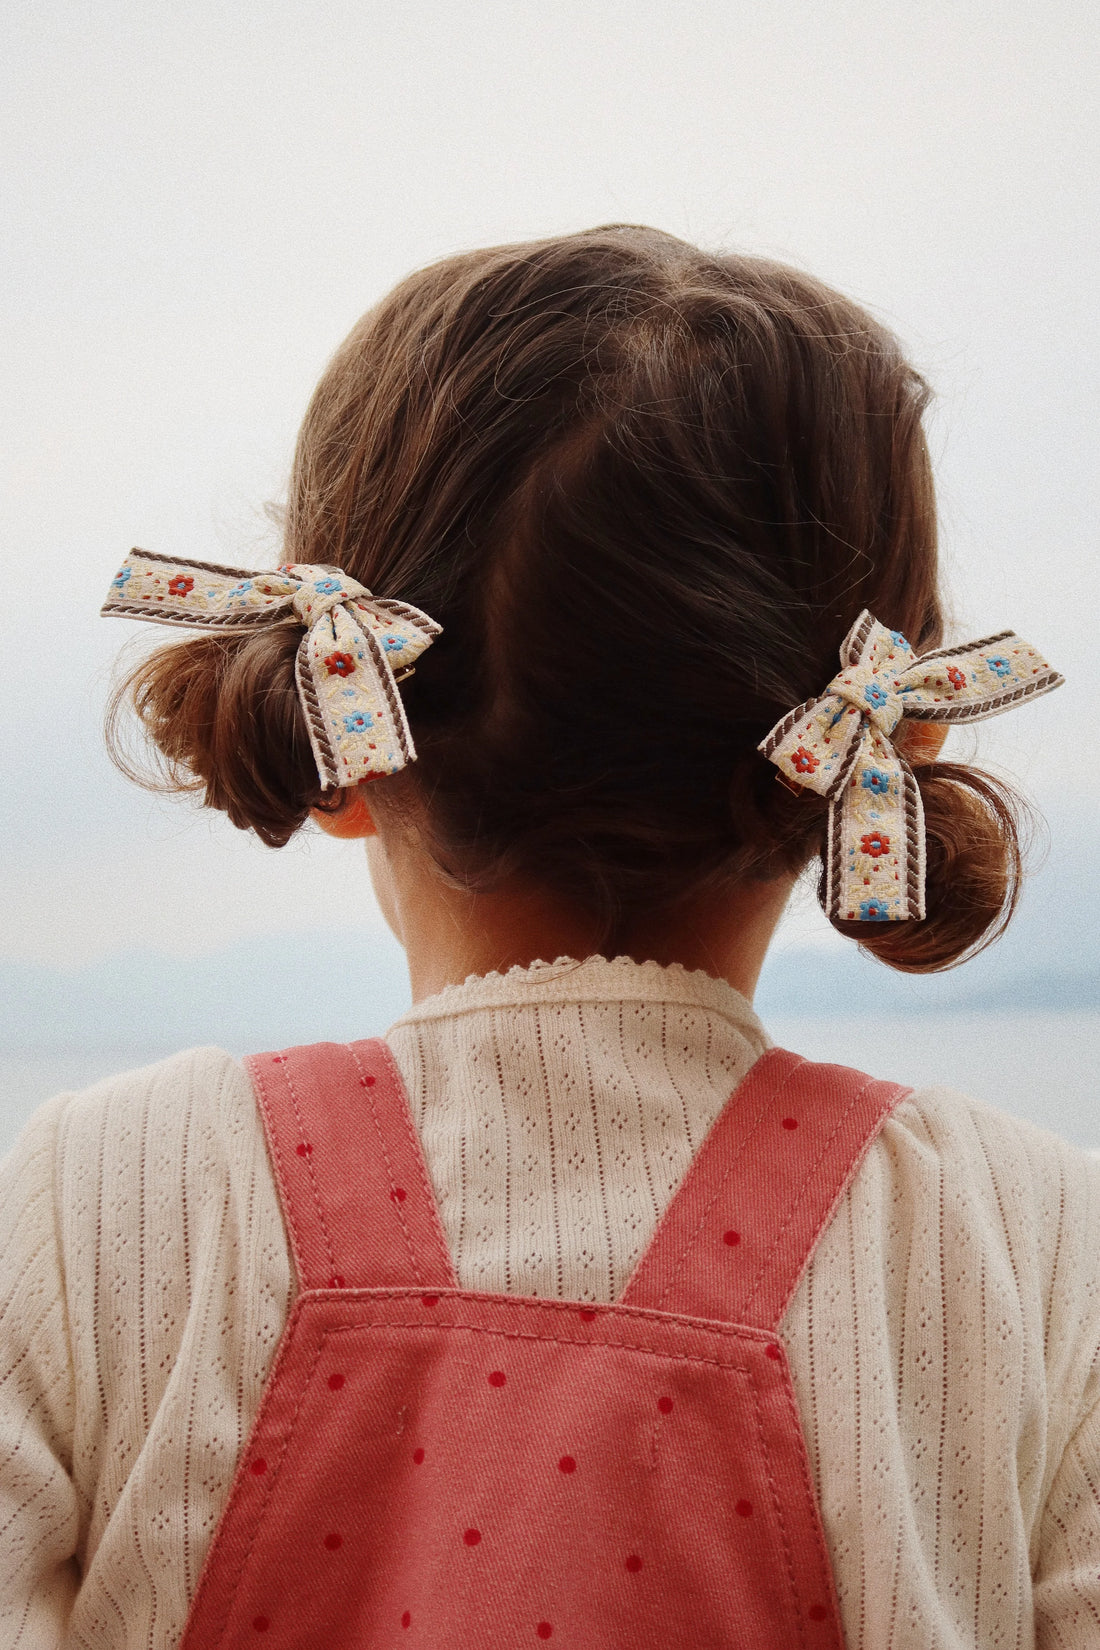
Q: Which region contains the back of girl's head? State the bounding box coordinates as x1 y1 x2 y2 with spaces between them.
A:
113 224 1026 972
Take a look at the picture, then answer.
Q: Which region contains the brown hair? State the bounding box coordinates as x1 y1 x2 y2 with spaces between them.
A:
109 225 1027 971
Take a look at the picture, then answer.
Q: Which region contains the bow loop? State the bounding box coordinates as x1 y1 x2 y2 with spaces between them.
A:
103 549 441 790
285 565 373 625
758 609 1063 922
825 661 906 737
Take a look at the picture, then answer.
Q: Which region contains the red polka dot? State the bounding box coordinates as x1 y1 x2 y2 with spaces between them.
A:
578 1308 597 1321
401 1610 411 1628
463 1528 481 1545
250 1458 267 1475
809 1604 828 1622
765 1343 782 1361
723 1229 741 1246
361 1074 376 1087
330 1275 346 1288
782 1117 799 1130
324 1532 342 1550
413 1447 425 1463
625 1554 643 1572
253 1617 270 1632
422 1294 438 1306
328 1373 345 1391
657 1395 673 1414
272 1055 286 1064
537 1625 553 1639
558 1455 576 1473
296 1142 312 1157
488 1370 506 1387
736 1499 753 1517
391 1187 407 1201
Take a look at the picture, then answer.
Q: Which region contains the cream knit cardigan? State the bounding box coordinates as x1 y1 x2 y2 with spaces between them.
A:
2 955 1100 1648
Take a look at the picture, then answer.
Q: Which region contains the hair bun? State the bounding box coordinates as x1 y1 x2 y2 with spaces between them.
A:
828 762 1031 972
107 625 323 846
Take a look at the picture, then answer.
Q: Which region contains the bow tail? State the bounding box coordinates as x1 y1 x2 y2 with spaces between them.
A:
822 729 925 923
295 640 340 789
296 603 419 790
346 609 418 766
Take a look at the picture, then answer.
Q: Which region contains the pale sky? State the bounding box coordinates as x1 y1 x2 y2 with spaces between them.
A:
3 0 1097 969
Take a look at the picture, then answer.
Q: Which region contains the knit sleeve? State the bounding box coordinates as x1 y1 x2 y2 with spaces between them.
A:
0 1092 81 1647
1034 1384 1100 1644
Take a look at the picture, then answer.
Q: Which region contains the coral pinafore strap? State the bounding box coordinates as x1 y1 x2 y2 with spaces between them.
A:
180 1042 908 1649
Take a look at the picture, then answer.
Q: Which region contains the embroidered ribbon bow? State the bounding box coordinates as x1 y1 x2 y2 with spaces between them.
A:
103 549 441 788
758 610 1063 922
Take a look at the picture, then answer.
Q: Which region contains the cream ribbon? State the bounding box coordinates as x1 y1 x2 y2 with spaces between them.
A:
103 549 441 788
758 610 1063 922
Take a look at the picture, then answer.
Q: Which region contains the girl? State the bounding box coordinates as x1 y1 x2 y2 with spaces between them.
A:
1 226 1094 1649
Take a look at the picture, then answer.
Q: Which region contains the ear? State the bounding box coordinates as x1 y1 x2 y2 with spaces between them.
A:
311 785 378 839
897 721 948 764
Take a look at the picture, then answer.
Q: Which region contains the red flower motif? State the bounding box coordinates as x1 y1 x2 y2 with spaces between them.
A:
947 665 966 692
325 651 356 677
791 746 819 774
167 575 194 597
861 831 890 858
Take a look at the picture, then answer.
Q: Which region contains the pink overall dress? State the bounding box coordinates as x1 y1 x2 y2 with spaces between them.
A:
179 1040 908 1649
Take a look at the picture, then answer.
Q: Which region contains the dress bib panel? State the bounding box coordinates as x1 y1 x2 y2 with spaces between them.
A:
179 1040 908 1649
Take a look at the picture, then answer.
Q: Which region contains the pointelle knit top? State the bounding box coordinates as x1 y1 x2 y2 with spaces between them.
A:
2 954 1100 1648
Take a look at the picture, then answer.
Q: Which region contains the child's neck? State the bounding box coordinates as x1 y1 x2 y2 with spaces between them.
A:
367 829 794 1005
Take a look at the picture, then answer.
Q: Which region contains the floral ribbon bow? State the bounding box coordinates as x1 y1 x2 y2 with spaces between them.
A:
102 549 441 788
758 610 1063 923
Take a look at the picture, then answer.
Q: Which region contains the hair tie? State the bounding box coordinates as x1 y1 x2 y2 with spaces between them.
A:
102 549 441 789
758 610 1063 923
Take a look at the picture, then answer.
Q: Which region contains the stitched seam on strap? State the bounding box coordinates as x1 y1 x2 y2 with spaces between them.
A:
366 1040 458 1289
751 1082 910 1325
282 1062 340 1289
742 1075 882 1318
769 1348 840 1636
246 1058 310 1293
649 1053 802 1314
747 1358 810 1649
346 1043 435 1289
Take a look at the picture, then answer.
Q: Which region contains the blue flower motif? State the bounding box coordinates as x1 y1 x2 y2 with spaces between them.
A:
861 767 890 796
381 634 403 652
859 898 892 921
888 628 912 651
228 579 253 601
313 577 343 596
111 566 132 588
986 655 1012 678
864 681 890 711
343 711 374 734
